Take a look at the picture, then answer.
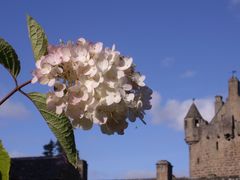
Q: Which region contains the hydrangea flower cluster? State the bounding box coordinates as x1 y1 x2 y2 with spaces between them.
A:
32 38 152 135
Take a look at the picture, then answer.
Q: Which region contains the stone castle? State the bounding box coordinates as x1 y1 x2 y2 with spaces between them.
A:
153 76 240 180
184 75 240 178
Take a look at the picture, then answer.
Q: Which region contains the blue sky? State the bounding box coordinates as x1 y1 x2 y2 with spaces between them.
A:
1 0 240 179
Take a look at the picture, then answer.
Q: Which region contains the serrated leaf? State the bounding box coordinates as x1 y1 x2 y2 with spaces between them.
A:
28 92 78 167
0 38 21 79
0 140 10 180
27 15 48 61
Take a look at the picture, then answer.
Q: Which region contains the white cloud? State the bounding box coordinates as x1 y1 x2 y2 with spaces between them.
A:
230 0 240 6
161 57 175 67
9 151 27 158
0 101 30 119
229 0 240 17
150 91 215 130
180 70 196 78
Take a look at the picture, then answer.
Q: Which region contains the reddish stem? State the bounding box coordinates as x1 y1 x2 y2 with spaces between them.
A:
0 79 32 106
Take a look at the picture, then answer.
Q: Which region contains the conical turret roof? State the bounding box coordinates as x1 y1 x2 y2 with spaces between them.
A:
185 103 202 119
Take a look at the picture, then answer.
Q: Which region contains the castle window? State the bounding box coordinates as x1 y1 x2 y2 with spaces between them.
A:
216 142 219 150
224 133 231 141
195 120 200 127
197 158 200 164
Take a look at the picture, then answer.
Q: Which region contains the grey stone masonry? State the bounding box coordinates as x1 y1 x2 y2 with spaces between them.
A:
156 160 173 180
184 75 240 178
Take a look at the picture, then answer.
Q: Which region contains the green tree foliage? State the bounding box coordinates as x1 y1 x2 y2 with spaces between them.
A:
0 141 10 180
43 140 64 157
43 140 55 157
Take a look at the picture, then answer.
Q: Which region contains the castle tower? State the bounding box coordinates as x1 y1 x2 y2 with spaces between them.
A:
184 103 203 144
228 75 239 101
227 76 240 122
184 76 240 178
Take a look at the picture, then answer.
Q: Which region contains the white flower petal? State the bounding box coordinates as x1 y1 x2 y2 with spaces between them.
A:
60 47 71 62
117 70 125 79
122 84 132 91
85 80 98 92
88 59 95 66
84 66 97 77
69 96 81 105
106 95 114 105
107 81 115 88
126 93 134 102
81 91 89 101
36 60 41 69
77 38 86 45
39 76 49 85
56 103 65 114
97 59 109 72
117 57 133 71
40 64 51 74
90 42 103 54
55 91 64 97
114 94 121 103
48 79 56 86
45 53 62 65
112 44 116 51
31 76 38 84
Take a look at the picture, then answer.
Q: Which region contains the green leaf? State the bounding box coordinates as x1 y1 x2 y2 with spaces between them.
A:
0 38 21 79
0 140 10 180
28 92 78 167
27 15 48 61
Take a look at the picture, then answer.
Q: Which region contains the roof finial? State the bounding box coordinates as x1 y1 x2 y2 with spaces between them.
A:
192 98 195 102
232 70 237 77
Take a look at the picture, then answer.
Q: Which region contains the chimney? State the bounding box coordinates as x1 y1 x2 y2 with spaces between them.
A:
228 76 239 100
156 160 173 180
215 96 223 114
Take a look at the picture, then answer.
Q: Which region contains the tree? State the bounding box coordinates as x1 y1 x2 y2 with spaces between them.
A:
43 140 65 157
43 140 55 157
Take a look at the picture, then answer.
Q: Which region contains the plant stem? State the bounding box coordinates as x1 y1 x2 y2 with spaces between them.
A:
19 89 32 101
0 79 32 106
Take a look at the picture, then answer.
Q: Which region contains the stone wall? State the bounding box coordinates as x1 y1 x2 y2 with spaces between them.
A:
189 122 240 178
176 176 240 180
